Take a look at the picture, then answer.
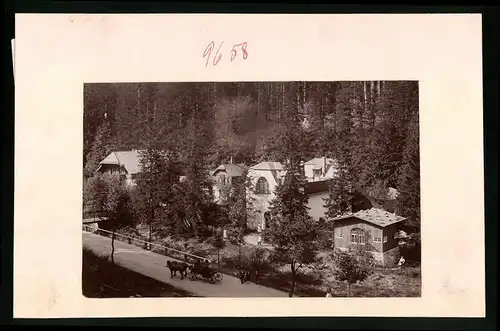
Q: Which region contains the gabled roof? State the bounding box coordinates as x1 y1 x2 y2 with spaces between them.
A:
212 163 247 177
332 208 406 228
250 161 284 171
305 157 335 167
97 150 142 175
305 157 338 177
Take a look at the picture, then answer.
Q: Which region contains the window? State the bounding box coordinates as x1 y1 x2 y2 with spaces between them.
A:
383 236 388 243
350 228 365 244
374 237 382 243
255 177 270 194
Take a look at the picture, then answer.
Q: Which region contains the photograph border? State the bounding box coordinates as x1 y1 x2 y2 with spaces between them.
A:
3 3 497 330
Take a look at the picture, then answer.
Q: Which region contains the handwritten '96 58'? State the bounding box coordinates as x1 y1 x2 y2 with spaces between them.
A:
203 41 248 67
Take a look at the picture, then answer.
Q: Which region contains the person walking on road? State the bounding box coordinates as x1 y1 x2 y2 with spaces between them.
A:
325 288 333 298
257 234 262 246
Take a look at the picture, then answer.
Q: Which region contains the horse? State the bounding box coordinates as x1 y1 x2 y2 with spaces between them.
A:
166 260 189 280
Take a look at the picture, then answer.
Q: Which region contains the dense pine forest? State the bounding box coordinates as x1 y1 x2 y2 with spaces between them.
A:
83 81 420 235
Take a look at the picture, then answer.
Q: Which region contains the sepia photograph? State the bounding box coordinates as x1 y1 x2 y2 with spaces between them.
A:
82 81 421 298
13 12 484 319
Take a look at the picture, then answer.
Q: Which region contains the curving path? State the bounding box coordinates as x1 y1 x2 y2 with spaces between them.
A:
82 232 288 297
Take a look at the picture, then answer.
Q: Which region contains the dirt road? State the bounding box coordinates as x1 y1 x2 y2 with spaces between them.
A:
82 232 288 297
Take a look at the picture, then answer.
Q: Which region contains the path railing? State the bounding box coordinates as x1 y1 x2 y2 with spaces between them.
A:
82 225 211 264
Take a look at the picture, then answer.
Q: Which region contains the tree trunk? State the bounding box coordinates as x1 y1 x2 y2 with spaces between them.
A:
149 223 152 250
289 263 296 297
111 230 116 264
289 277 296 298
346 281 350 297
363 81 367 113
217 249 220 267
238 244 242 267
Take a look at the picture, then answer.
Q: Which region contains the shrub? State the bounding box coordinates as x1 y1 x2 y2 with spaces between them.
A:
330 246 375 297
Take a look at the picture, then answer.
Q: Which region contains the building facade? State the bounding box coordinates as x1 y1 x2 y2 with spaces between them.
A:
246 161 286 230
331 208 407 266
211 163 247 203
304 157 337 182
96 150 142 187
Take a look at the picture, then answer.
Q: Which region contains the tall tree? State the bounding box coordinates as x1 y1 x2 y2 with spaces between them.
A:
134 149 182 244
182 83 216 237
84 121 112 179
103 174 135 263
263 82 323 297
83 172 109 218
225 168 256 265
84 173 135 263
395 111 420 228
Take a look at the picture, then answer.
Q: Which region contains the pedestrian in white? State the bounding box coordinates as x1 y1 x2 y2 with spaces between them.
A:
397 256 406 268
325 288 333 298
257 234 262 246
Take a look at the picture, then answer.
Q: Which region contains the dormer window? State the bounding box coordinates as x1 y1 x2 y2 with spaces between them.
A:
255 177 270 194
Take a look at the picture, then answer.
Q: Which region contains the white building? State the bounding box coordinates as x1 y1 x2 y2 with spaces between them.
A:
303 157 337 182
246 161 286 230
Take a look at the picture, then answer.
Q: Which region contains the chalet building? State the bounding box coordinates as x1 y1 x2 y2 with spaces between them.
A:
211 160 247 203
96 150 142 187
96 149 188 188
304 157 337 182
329 208 407 266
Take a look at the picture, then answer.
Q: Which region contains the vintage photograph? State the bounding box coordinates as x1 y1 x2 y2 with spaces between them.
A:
82 81 421 298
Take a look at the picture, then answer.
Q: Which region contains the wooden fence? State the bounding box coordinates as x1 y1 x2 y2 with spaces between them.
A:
82 225 211 264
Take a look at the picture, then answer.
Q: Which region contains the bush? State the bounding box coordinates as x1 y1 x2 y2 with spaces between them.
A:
330 246 375 297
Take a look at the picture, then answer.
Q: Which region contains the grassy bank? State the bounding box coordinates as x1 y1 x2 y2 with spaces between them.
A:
82 248 199 298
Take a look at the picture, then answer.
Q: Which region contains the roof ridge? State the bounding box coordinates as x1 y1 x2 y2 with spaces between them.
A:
113 152 121 165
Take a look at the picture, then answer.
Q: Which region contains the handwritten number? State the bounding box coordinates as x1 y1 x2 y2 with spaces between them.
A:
213 41 224 66
203 41 215 67
204 41 248 66
241 42 248 59
230 46 237 62
230 43 248 62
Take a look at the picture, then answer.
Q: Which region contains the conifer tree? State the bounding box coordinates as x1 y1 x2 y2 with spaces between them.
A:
84 121 112 179
395 111 420 228
263 82 322 297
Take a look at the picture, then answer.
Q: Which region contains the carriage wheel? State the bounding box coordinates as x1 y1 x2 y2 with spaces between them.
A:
213 272 223 283
188 272 197 281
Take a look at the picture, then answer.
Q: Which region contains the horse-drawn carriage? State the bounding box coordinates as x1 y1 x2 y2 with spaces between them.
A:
166 258 223 284
187 260 223 284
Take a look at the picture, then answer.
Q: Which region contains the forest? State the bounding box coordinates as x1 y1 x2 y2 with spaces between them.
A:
83 81 420 237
